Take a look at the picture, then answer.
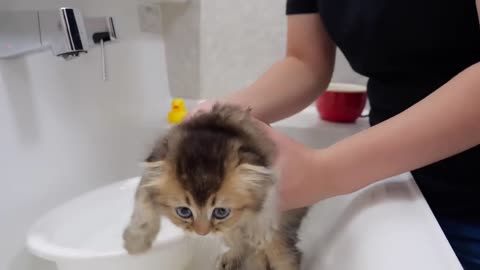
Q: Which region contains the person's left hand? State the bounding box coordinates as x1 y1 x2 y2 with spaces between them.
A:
253 120 331 211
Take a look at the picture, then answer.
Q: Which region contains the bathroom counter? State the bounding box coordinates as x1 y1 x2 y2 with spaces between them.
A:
272 104 370 130
175 99 370 148
271 105 371 148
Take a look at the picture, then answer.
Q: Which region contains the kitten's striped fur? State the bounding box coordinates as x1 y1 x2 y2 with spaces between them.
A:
123 104 308 270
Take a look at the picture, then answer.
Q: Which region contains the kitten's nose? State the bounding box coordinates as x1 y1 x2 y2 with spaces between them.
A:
193 222 210 236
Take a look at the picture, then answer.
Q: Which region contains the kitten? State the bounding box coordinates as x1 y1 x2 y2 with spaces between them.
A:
122 104 309 270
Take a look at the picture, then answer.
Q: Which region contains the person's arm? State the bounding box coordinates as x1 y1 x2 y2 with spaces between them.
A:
276 1 480 209
269 62 480 210
198 14 336 124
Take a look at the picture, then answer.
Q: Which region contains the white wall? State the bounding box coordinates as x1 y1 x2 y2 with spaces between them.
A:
0 1 171 270
199 0 287 97
199 0 367 98
159 0 366 99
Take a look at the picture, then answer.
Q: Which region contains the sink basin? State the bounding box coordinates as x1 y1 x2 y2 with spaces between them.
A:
26 177 193 270
298 173 462 270
26 98 462 270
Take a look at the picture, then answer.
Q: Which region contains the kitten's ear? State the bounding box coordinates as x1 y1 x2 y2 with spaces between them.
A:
237 163 276 188
236 163 276 209
238 145 269 167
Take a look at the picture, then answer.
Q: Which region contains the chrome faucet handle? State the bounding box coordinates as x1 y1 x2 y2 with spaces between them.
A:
38 7 89 59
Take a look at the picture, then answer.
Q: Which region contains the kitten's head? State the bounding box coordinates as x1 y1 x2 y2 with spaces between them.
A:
140 104 276 236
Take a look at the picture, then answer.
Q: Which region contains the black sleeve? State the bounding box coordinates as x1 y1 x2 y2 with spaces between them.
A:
286 0 318 15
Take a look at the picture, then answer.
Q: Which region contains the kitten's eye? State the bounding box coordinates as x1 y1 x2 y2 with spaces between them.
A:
175 207 193 219
212 208 231 220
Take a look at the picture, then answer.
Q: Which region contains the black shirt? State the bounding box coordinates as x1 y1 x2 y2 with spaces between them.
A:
287 0 480 221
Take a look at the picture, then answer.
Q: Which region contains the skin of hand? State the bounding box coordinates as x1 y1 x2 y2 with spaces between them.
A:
252 120 329 211
184 100 219 120
256 62 480 211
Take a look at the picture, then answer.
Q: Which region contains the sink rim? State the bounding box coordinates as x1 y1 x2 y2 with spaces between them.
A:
25 176 188 262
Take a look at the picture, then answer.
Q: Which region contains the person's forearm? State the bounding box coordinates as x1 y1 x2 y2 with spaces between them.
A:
317 63 480 198
212 14 335 124
224 56 332 123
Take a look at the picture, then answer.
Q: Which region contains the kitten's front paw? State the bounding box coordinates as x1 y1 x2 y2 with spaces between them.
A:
122 225 156 254
216 253 243 270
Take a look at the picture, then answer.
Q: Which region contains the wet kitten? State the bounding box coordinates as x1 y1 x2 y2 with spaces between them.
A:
122 104 308 270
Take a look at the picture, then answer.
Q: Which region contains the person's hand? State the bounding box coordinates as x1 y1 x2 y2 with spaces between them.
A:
184 99 250 121
253 120 331 211
184 99 218 120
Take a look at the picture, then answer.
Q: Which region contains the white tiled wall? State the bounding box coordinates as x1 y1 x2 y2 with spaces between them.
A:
199 0 367 97
199 0 288 97
161 0 366 98
0 1 171 270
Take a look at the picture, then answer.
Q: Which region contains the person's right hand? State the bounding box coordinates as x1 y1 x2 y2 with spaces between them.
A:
183 99 218 121
184 99 249 121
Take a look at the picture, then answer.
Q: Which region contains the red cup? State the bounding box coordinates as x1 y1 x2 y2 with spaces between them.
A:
316 83 367 123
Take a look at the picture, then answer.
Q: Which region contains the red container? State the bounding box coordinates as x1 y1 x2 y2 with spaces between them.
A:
316 83 367 123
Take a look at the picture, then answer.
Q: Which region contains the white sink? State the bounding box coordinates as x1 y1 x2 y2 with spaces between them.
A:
274 105 462 270
26 99 462 270
26 177 193 270
298 173 462 270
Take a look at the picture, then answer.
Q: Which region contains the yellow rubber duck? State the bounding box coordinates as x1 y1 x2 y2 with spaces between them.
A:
168 98 188 124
